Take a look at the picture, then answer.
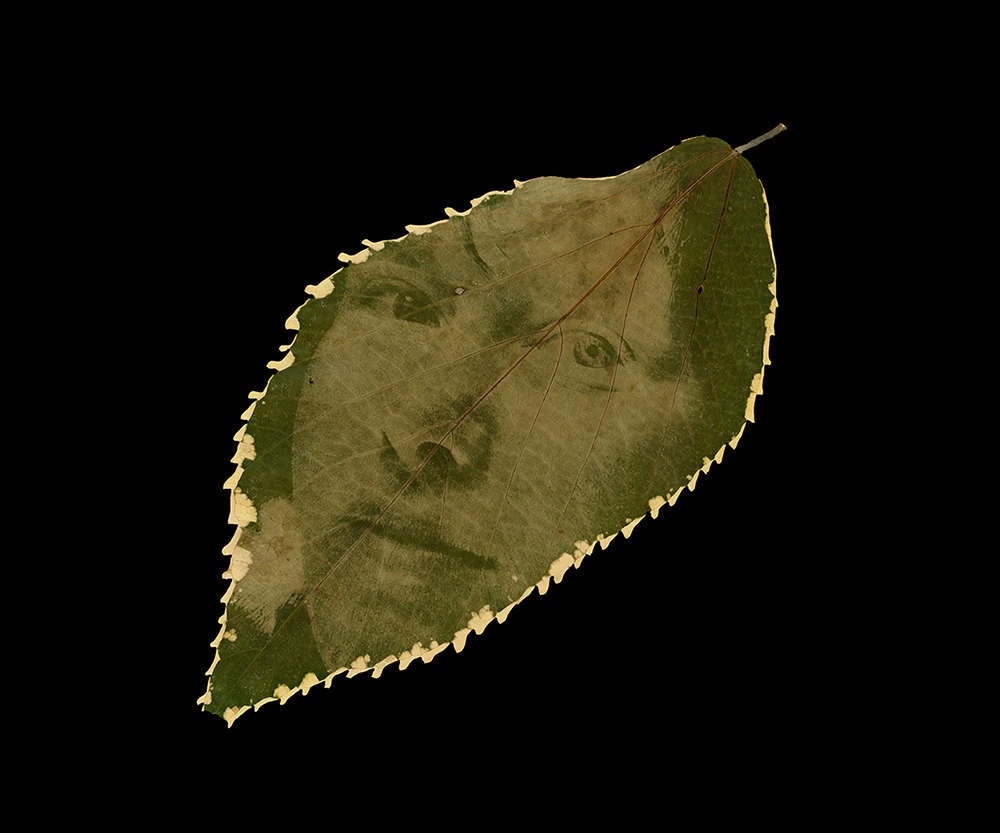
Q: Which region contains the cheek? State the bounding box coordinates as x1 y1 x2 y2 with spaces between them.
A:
569 373 685 511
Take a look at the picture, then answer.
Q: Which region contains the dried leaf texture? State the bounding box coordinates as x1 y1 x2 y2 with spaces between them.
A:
201 135 777 724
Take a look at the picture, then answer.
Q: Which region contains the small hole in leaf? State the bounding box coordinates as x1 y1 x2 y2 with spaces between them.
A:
696 285 704 295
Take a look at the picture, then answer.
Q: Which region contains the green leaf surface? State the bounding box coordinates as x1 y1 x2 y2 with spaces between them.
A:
200 130 780 725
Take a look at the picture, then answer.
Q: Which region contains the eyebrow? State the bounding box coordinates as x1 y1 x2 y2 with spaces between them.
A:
448 216 638 362
455 215 495 281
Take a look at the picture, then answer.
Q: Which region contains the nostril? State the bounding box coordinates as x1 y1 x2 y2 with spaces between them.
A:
415 441 455 482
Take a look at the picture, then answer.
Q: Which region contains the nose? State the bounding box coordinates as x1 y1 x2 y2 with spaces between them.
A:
414 441 456 486
382 395 498 493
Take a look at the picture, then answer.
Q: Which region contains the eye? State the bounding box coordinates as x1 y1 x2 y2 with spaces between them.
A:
572 333 616 368
357 278 442 327
392 288 440 327
523 326 635 393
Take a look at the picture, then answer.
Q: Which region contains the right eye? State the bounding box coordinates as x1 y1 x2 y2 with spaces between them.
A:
357 278 442 327
572 332 616 368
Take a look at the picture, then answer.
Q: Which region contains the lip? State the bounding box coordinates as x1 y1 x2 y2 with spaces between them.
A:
342 514 498 571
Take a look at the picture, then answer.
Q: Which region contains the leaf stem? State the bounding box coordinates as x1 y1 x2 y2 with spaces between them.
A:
735 124 786 154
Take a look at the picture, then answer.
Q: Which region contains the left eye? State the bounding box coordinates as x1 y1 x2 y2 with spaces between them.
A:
391 288 440 327
572 333 616 368
358 279 442 327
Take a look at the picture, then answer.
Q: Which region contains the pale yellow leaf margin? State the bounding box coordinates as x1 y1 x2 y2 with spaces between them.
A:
199 160 778 727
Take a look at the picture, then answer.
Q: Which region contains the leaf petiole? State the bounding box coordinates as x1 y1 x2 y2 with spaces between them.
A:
735 123 787 154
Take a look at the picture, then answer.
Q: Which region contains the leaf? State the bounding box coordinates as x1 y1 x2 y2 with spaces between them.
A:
200 127 782 724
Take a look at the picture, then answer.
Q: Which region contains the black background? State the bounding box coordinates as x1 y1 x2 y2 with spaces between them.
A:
21 2 971 813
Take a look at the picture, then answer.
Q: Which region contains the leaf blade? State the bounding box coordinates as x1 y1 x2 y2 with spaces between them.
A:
201 134 778 722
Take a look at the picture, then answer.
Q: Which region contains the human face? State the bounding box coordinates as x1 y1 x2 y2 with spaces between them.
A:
290 171 704 672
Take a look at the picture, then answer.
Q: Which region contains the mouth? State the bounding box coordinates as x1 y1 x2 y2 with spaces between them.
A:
342 514 498 571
